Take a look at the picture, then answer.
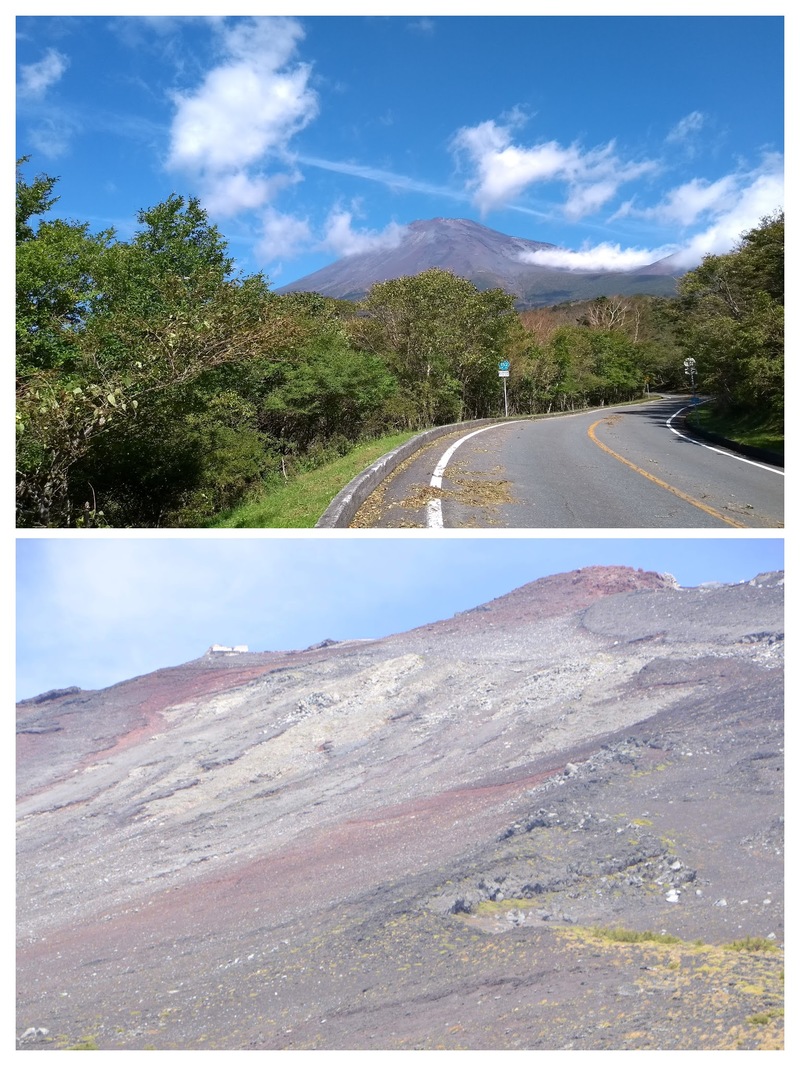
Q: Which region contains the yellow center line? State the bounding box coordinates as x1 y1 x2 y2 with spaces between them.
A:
588 419 747 529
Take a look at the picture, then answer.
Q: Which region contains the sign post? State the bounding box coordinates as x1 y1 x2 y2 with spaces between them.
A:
498 361 510 417
683 357 697 404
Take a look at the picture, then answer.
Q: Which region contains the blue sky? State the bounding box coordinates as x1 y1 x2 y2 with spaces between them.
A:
15 7 784 286
16 536 783 700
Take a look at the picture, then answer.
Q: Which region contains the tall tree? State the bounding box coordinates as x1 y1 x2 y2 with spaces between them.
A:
672 212 783 414
16 158 114 376
16 176 300 526
16 156 58 242
353 269 520 426
260 331 397 450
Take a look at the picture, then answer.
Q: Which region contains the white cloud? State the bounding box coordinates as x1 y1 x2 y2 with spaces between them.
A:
199 171 272 216
563 180 621 220
252 203 408 267
519 241 677 273
667 110 706 143
519 155 783 273
321 208 407 258
256 207 313 261
18 48 68 99
612 174 739 227
563 155 657 219
167 16 317 211
218 16 300 69
619 154 782 233
407 18 435 35
452 120 579 211
202 169 301 218
25 114 79 160
665 176 738 226
18 49 77 158
451 118 658 219
298 154 469 202
669 166 784 268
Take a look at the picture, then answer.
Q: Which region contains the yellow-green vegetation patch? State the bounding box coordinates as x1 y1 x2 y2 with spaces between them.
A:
587 925 681 945
724 936 780 954
66 1033 100 1050
555 924 784 1049
631 762 670 778
472 896 546 916
747 1008 784 1027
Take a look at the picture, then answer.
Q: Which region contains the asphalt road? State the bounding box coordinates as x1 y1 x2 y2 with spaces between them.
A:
351 396 784 529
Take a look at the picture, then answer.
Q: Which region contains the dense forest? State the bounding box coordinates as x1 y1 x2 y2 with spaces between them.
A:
16 158 783 527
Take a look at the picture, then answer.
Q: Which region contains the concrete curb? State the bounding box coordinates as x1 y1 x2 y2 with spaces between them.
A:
315 418 505 528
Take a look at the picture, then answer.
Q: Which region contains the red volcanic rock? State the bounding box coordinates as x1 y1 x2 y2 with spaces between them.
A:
453 565 675 621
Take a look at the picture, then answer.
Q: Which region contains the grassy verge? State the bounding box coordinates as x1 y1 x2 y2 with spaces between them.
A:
208 431 418 528
686 404 783 455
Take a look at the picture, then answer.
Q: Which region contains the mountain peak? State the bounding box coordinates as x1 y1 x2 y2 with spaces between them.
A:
275 217 681 307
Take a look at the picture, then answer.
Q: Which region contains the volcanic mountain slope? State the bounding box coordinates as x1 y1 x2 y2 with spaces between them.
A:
17 567 784 1051
275 217 681 306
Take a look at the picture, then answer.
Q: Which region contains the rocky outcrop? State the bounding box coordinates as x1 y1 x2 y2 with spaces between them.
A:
17 686 81 705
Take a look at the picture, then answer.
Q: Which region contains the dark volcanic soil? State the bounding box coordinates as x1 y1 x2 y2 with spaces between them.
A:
16 566 784 1051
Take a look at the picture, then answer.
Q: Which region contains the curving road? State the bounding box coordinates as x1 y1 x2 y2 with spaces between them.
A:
351 396 784 529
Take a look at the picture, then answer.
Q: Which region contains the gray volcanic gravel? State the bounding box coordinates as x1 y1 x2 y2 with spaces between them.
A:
16 566 784 1050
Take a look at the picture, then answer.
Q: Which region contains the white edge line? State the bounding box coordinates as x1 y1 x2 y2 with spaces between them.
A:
426 421 526 529
666 407 784 476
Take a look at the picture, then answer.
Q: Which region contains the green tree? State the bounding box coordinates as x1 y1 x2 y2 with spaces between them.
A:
16 158 114 376
69 382 273 527
673 212 783 415
589 330 642 402
16 178 302 529
88 193 238 339
353 269 520 426
16 156 58 242
131 193 234 280
507 336 560 414
547 325 601 408
261 331 397 450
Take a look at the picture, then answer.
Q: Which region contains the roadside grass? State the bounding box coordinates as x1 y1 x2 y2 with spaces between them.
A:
208 397 669 529
208 431 418 528
686 404 783 455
